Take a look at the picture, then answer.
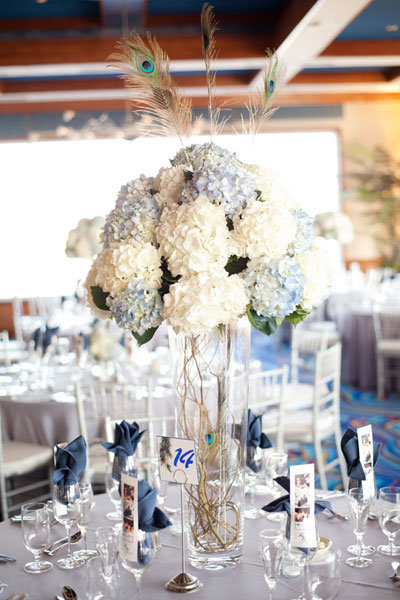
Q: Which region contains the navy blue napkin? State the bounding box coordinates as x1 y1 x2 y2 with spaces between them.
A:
247 409 273 449
341 427 381 481
102 420 146 458
138 479 171 533
262 476 334 516
53 435 87 486
33 325 59 353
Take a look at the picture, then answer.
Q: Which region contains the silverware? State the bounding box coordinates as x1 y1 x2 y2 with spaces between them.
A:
323 510 349 521
5 594 17 600
390 560 400 582
45 531 81 553
18 595 29 600
61 586 77 600
44 532 82 556
0 555 16 562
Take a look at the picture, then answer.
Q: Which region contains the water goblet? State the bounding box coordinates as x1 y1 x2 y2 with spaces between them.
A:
258 528 284 600
244 447 264 519
21 502 53 574
346 487 373 568
96 525 122 583
74 483 97 560
53 483 85 569
105 462 123 521
121 529 156 599
377 486 400 556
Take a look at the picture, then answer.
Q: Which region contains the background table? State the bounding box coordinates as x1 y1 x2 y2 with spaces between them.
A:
0 493 399 600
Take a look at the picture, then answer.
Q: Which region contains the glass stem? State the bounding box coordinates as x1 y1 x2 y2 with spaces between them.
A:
66 524 71 560
134 573 142 599
389 534 395 554
33 549 41 568
84 531 88 554
356 532 363 562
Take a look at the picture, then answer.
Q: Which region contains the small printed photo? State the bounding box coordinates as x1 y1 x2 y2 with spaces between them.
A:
123 517 134 535
123 483 135 502
361 433 372 447
295 492 309 507
295 474 310 489
124 505 133 519
364 462 373 475
294 506 311 522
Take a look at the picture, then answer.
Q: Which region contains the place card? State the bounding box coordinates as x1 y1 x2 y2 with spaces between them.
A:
289 463 317 549
120 473 138 562
157 436 199 485
357 424 376 498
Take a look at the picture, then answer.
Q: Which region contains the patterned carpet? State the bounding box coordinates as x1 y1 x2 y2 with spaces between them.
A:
251 330 400 489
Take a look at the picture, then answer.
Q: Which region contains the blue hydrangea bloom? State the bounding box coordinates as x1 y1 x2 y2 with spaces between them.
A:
243 257 305 319
288 210 314 256
107 280 163 335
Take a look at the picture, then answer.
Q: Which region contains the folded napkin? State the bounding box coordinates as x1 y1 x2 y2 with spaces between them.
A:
33 325 59 353
247 409 273 449
341 427 381 481
53 435 87 486
262 476 333 517
138 479 171 533
102 420 146 458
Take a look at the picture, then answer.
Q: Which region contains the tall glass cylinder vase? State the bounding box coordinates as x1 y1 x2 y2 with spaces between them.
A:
169 318 250 570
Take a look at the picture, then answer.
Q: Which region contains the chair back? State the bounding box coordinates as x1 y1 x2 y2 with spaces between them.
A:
372 308 400 342
248 366 288 451
291 326 328 385
0 331 10 366
312 343 342 427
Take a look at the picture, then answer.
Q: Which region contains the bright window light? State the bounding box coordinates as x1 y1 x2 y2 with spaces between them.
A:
0 131 340 298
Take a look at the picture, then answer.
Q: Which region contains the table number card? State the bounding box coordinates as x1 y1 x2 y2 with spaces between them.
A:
120 473 138 562
290 464 317 549
157 436 199 485
357 424 376 498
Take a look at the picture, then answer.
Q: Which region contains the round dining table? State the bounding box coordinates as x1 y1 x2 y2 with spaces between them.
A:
0 492 398 600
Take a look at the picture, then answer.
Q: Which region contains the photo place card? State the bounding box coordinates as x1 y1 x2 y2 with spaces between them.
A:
157 436 199 485
290 463 317 549
357 424 376 498
120 473 138 562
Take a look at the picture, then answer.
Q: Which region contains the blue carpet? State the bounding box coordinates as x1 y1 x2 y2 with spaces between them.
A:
251 330 400 489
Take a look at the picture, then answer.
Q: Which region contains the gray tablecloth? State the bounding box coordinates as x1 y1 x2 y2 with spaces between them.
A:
336 311 377 389
0 494 398 600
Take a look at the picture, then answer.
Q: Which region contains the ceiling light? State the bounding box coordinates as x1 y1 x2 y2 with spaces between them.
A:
386 24 399 32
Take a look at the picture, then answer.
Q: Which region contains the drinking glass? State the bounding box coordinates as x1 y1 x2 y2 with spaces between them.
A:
53 483 85 569
105 462 123 521
287 543 317 600
96 525 122 583
377 486 400 556
258 529 284 600
74 483 97 560
346 487 373 568
245 447 264 519
21 502 53 573
265 453 288 522
121 529 156 599
150 458 169 508
309 548 341 600
87 556 120 600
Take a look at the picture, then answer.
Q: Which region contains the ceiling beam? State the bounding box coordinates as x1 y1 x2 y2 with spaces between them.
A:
0 16 102 32
250 0 373 89
321 39 400 56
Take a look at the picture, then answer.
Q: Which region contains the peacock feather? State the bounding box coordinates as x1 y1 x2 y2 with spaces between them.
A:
242 51 286 137
110 33 193 153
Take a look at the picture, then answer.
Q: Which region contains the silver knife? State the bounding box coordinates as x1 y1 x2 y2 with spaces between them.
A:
0 554 16 562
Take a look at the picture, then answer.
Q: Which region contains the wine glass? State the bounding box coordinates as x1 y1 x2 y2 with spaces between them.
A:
53 483 85 569
346 487 373 568
377 486 400 556
309 548 341 600
74 483 97 560
21 502 53 573
258 528 284 600
121 529 156 599
265 453 288 522
105 462 123 521
287 543 317 600
96 525 122 583
87 555 120 600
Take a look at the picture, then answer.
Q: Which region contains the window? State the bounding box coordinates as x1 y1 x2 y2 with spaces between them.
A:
0 131 340 298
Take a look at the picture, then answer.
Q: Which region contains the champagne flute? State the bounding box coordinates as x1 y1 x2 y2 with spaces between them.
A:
287 544 317 600
21 502 53 573
96 525 122 583
53 483 85 569
346 487 373 568
377 486 400 556
105 462 123 521
121 529 156 599
74 482 97 560
258 529 284 600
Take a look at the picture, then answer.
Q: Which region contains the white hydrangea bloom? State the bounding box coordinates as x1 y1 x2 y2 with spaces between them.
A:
156 194 230 278
112 241 162 290
83 262 110 320
242 165 300 211
297 237 332 310
231 199 296 260
92 247 125 297
162 271 249 335
154 166 186 208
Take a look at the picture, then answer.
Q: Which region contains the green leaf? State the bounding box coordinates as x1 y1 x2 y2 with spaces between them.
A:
90 286 110 311
184 170 193 181
247 306 279 336
131 327 158 347
224 255 249 275
226 218 234 231
255 189 264 202
216 323 225 341
285 306 310 327
149 188 158 195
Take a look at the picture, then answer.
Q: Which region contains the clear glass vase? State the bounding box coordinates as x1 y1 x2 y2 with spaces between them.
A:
168 318 250 570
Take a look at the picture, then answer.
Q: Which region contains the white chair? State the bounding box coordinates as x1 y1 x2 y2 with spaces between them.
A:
284 343 347 490
373 308 400 400
290 325 329 385
248 366 289 451
0 406 53 520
